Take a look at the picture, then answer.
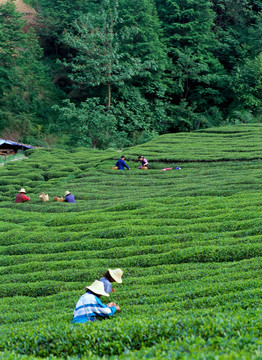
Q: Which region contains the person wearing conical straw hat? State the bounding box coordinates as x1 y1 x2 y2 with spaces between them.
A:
64 190 76 203
100 268 123 294
14 188 30 203
72 280 120 323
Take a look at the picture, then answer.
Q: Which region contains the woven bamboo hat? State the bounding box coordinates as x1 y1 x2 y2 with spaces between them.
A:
85 280 109 297
65 191 71 196
108 268 123 283
19 188 26 193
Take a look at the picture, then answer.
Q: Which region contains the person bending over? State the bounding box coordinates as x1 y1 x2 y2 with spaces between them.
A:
14 188 30 203
138 156 149 169
115 156 130 170
65 190 76 203
100 268 123 294
72 280 120 323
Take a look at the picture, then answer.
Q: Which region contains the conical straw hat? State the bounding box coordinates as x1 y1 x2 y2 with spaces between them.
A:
108 268 123 283
85 280 109 297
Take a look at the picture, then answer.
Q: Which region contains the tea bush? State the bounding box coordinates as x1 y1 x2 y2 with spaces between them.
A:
1 309 261 358
0 124 262 359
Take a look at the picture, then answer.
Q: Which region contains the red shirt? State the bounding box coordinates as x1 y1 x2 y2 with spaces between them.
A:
14 193 30 203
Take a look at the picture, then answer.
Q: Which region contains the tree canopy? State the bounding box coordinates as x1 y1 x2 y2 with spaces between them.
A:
0 0 261 147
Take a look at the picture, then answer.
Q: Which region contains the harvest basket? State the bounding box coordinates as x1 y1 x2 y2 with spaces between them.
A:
53 196 64 202
39 193 49 202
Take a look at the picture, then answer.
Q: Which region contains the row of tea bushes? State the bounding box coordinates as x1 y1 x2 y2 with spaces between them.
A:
126 124 262 162
1 241 262 269
0 308 261 358
0 159 261 213
0 124 261 358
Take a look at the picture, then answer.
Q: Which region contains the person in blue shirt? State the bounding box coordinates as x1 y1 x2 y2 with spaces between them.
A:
100 268 123 294
65 190 76 203
72 280 120 323
115 156 130 170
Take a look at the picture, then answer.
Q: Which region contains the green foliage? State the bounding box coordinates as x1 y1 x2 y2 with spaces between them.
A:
53 98 117 149
155 0 262 131
230 54 262 113
36 0 95 41
0 125 262 358
53 0 167 146
60 0 152 109
0 1 59 142
1 0 261 145
0 309 261 358
155 0 228 131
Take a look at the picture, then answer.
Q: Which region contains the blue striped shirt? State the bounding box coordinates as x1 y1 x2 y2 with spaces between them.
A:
72 291 116 323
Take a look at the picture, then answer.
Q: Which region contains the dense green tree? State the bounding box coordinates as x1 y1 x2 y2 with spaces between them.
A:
118 0 167 82
35 0 95 41
115 0 170 135
210 0 262 115
31 0 99 93
155 0 262 130
54 0 169 146
0 1 59 143
229 54 262 116
155 0 228 131
53 98 117 149
60 0 149 109
1 0 260 147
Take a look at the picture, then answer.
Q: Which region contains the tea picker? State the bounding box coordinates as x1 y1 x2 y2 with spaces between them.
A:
14 188 30 203
72 280 120 323
138 156 149 169
64 190 76 203
100 268 123 293
114 156 130 170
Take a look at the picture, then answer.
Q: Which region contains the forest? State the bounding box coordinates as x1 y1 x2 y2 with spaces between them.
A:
0 0 261 148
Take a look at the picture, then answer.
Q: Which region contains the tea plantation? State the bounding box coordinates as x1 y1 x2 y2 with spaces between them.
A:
0 124 262 359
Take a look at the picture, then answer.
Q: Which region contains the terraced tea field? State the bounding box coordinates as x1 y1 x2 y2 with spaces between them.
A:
0 124 262 359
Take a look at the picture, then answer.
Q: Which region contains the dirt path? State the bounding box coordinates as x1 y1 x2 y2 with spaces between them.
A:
0 155 26 166
0 0 36 14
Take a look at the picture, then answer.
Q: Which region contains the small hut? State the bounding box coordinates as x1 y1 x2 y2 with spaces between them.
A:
0 139 34 156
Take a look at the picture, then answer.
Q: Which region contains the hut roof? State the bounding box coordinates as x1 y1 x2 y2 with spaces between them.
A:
0 139 34 149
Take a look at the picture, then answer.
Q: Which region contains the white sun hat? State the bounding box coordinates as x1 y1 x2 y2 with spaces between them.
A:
85 280 109 297
65 191 71 196
108 268 123 283
19 188 26 193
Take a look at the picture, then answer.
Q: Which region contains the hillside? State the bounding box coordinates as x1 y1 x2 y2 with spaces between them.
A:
0 0 36 24
0 124 262 359
0 0 261 148
0 0 35 13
